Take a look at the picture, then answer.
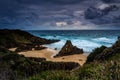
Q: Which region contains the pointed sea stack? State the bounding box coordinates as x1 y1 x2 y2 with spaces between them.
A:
54 40 83 57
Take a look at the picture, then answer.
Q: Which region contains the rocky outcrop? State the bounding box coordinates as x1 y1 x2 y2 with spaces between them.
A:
94 47 114 60
15 44 47 52
95 39 120 61
87 38 120 63
54 40 83 57
86 46 107 63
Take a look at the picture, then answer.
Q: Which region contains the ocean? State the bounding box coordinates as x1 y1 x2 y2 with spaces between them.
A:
27 30 120 53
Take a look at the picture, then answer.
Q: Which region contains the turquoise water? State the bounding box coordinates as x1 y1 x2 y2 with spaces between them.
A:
28 30 120 53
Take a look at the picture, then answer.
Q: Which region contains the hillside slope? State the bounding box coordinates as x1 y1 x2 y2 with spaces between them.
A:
0 29 59 48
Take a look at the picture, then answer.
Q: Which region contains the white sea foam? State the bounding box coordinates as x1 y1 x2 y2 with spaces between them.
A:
72 40 101 52
44 39 103 53
42 36 117 53
29 30 119 53
92 37 116 43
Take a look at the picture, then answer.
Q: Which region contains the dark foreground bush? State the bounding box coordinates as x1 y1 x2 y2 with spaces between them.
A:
28 70 79 80
79 60 120 80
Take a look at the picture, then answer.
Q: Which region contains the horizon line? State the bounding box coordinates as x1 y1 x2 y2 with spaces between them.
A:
1 28 120 31
26 29 120 31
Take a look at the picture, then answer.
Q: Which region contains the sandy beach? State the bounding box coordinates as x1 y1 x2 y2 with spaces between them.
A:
9 48 87 66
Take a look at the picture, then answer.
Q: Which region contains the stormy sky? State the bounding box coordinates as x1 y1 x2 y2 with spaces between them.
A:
0 0 120 30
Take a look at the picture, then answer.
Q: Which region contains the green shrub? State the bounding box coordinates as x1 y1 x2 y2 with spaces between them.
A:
29 70 78 80
79 60 120 80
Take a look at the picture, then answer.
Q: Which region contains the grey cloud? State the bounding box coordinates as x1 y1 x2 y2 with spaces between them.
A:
0 0 120 29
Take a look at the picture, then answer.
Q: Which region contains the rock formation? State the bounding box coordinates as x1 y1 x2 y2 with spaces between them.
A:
95 39 120 60
15 44 46 52
86 38 120 63
54 40 83 57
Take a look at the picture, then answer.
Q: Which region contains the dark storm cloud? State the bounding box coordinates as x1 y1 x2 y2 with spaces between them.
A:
102 0 120 3
0 0 84 29
0 0 120 29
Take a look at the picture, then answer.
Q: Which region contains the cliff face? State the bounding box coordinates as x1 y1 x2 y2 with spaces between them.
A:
54 40 83 57
0 29 59 48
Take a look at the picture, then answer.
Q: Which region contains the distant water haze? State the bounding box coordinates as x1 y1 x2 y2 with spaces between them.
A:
27 30 120 53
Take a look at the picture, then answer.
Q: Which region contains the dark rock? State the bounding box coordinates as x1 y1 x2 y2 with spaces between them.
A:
54 40 83 57
34 45 46 50
15 44 46 52
117 36 120 40
96 39 120 61
54 48 57 50
112 39 120 48
95 47 114 60
95 46 120 61
86 46 107 63
15 44 32 52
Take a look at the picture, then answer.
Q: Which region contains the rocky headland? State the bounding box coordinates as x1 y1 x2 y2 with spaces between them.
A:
0 29 59 52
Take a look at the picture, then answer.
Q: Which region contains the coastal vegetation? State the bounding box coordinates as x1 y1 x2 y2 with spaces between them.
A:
28 38 120 80
0 29 120 80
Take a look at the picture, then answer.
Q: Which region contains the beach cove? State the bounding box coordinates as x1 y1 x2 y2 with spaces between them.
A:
10 48 87 66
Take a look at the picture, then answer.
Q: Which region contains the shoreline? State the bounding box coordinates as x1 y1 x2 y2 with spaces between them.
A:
9 48 87 66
